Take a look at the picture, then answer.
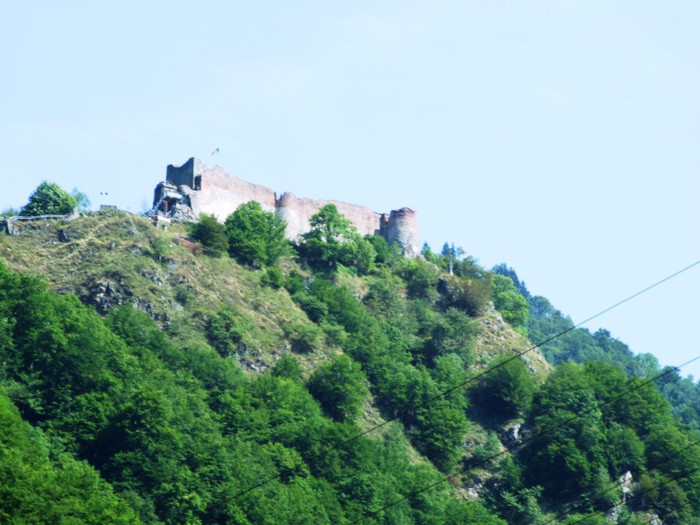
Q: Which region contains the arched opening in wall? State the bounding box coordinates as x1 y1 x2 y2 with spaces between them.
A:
194 175 202 191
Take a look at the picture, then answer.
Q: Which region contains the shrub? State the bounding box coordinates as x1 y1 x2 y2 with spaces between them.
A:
439 275 491 317
284 321 322 353
206 307 254 357
261 267 284 289
307 354 369 422
292 292 328 323
491 275 529 332
189 214 228 257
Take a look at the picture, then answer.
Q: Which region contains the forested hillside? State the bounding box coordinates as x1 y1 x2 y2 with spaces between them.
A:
1 195 699 524
493 264 700 432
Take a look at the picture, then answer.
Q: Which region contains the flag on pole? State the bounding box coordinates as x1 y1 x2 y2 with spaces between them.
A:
211 147 220 156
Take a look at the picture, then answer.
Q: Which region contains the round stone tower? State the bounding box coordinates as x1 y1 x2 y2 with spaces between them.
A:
382 207 419 256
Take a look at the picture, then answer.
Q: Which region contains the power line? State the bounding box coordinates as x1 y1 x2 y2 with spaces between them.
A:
348 352 700 523
234 258 700 500
345 258 700 444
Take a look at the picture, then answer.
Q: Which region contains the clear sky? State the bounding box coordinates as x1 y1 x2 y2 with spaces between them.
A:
2 2 699 378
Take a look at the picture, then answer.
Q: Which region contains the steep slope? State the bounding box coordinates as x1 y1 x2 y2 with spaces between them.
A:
2 210 698 524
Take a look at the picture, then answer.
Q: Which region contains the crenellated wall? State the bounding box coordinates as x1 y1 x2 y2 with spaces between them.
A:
153 158 419 255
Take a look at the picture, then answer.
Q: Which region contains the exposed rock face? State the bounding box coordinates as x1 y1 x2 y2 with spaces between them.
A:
152 157 419 256
82 279 132 315
500 422 523 447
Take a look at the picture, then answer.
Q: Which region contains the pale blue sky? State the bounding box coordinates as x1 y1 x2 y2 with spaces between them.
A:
2 2 699 378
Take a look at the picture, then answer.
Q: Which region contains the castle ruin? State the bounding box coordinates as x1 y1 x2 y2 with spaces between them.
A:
152 158 419 256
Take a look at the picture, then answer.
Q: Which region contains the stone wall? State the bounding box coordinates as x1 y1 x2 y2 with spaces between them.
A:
277 192 384 240
153 158 419 255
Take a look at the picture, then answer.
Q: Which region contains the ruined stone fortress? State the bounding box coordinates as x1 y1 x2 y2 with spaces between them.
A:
152 158 419 255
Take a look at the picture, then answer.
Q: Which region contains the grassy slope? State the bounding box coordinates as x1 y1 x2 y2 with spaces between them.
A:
0 211 550 482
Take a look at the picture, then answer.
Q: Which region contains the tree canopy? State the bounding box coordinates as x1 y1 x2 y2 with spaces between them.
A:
20 181 77 216
299 204 377 273
224 201 288 266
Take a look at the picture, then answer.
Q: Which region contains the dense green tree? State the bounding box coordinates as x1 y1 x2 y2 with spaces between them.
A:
399 257 440 300
307 354 369 422
0 391 140 524
298 204 377 273
298 204 353 270
414 401 469 471
425 307 478 365
189 213 229 256
224 201 288 266
0 260 513 524
492 263 531 299
20 181 77 216
525 364 608 501
364 233 393 265
474 354 535 419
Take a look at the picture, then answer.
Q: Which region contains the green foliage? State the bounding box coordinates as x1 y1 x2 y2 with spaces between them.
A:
486 485 546 525
439 274 492 316
307 354 369 422
292 291 329 323
414 401 469 472
261 266 284 288
561 514 610 525
151 236 171 261
491 274 529 332
224 201 288 266
9 214 700 524
492 263 531 299
284 320 323 353
206 306 254 357
284 269 306 295
473 354 535 419
20 181 77 216
421 242 439 264
639 470 695 525
364 233 392 265
425 307 479 365
188 213 229 256
298 204 377 274
272 353 303 381
525 364 610 502
0 391 140 524
398 257 440 300
471 431 501 465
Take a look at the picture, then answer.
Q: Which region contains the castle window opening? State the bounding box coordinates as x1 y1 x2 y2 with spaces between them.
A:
194 176 201 191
